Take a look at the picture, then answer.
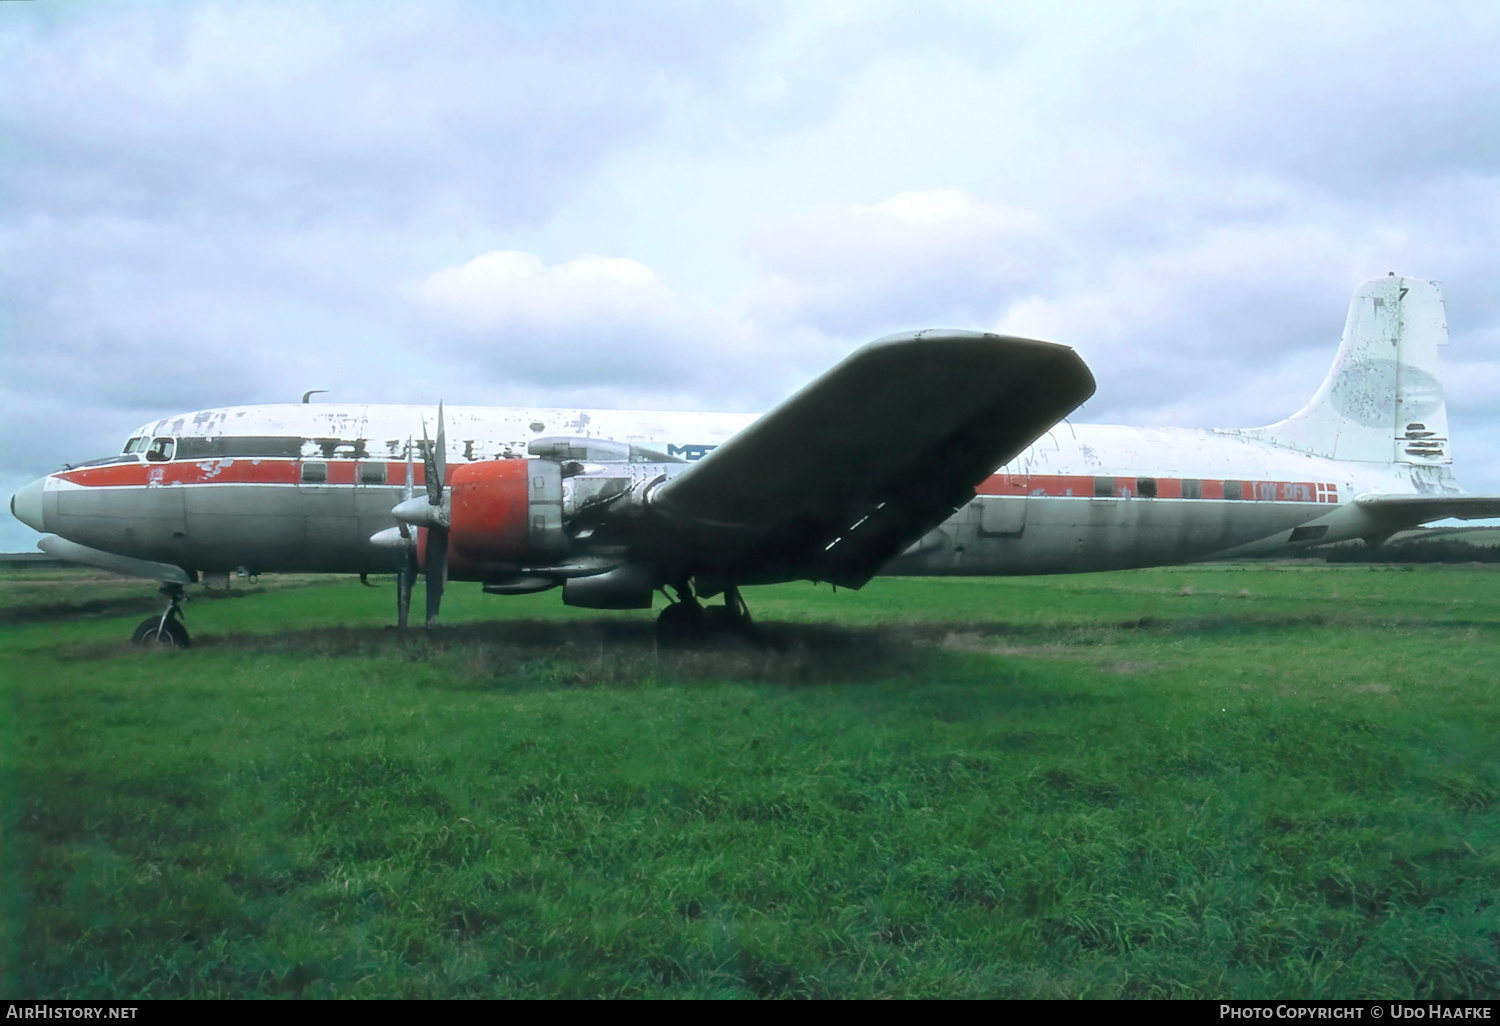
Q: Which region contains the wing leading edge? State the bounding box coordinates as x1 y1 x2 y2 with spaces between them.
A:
642 330 1096 588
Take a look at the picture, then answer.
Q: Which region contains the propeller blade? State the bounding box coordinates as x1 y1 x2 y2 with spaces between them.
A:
396 546 415 630
387 437 423 631
432 401 447 504
397 439 415 543
425 526 448 628
421 420 441 506
403 437 415 503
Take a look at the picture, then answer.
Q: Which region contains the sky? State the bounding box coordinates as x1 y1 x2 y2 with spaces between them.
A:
4 1 1500 552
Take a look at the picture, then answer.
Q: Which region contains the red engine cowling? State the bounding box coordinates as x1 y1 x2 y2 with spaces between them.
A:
417 459 565 579
450 460 529 563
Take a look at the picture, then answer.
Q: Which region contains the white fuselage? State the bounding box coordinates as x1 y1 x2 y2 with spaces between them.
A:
20 401 1460 582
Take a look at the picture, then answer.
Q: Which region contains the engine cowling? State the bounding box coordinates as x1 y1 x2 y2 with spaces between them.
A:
422 459 566 579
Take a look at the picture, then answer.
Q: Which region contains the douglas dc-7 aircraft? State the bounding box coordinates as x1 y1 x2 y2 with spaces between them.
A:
11 274 1500 646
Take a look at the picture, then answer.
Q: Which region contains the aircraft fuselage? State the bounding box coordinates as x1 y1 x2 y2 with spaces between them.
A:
21 402 1455 581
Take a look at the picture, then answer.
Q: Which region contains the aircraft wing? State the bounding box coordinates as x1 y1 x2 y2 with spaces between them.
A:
37 534 192 584
643 330 1095 588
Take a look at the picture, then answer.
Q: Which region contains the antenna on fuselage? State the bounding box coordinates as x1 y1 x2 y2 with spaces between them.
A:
301 390 328 404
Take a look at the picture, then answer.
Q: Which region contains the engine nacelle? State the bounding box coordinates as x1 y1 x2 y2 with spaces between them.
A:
436 459 566 579
528 435 680 464
562 562 656 609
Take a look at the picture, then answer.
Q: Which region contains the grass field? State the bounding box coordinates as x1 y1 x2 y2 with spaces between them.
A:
3 564 1498 998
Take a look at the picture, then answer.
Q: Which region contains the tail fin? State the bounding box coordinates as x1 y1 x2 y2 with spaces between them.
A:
1245 275 1451 465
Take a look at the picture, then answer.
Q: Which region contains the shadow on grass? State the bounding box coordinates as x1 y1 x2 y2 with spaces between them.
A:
50 620 1109 720
50 607 1500 677
193 618 951 688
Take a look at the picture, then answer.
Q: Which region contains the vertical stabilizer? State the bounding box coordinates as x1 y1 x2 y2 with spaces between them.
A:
1244 275 1450 464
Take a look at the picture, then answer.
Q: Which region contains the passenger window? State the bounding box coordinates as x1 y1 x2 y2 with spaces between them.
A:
1094 477 1115 497
359 461 387 485
301 462 328 484
1136 477 1157 498
145 437 175 462
1224 480 1243 501
1181 479 1202 499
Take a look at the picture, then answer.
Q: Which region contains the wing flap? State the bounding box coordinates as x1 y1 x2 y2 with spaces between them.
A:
646 331 1095 587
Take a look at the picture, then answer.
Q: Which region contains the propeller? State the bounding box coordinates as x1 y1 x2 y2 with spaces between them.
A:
422 403 449 627
388 403 451 629
395 439 417 629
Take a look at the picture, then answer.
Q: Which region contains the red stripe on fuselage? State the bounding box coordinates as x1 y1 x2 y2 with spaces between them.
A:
974 474 1337 501
56 461 1340 504
56 459 448 488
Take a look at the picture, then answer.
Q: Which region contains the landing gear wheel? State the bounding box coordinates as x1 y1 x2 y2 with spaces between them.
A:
656 601 704 648
132 582 190 648
656 583 756 647
703 587 756 643
132 615 190 648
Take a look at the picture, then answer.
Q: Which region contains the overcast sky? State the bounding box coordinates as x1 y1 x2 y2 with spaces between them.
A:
5 1 1500 551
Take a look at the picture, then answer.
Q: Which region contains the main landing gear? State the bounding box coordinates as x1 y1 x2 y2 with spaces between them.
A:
131 583 190 648
656 582 755 647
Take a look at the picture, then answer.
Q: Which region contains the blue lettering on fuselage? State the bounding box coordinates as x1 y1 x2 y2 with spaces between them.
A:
667 443 717 461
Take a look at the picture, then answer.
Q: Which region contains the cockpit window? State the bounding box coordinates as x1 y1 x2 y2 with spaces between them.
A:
145 437 176 462
123 437 146 454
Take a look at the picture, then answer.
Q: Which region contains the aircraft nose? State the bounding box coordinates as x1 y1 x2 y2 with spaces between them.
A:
10 476 46 532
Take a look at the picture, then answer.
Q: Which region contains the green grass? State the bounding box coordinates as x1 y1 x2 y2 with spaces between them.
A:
3 565 1499 998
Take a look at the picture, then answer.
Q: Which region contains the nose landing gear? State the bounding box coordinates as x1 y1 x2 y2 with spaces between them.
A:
131 583 190 648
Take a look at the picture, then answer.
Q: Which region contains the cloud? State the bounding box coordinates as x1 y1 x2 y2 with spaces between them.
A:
0 2 774 228
418 251 679 334
852 189 1037 231
411 249 768 405
747 189 1050 337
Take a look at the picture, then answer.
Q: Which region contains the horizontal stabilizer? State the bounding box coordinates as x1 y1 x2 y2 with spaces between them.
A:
1219 492 1500 557
1355 494 1500 523
648 331 1095 587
